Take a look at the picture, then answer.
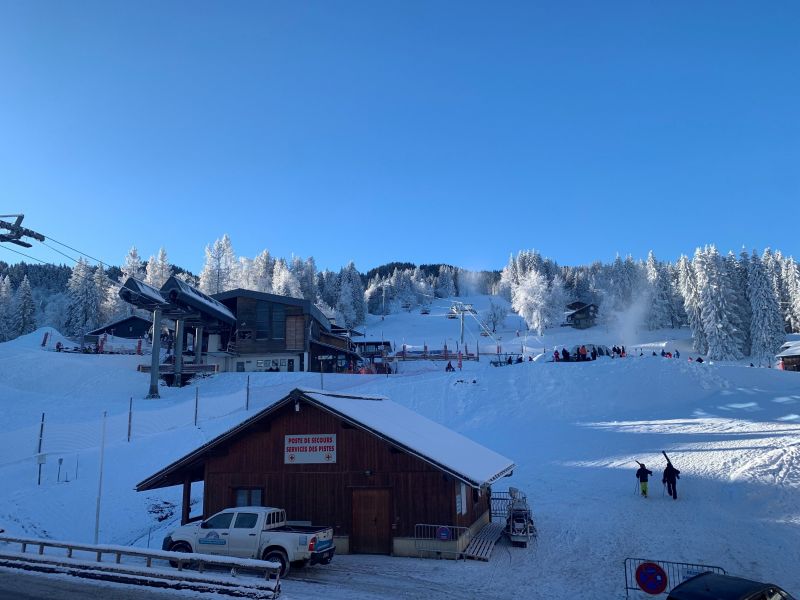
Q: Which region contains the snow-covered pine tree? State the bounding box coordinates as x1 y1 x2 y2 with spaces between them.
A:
783 256 800 333
290 256 318 301
340 262 366 326
747 250 785 366
0 275 13 341
722 251 751 356
13 275 36 336
335 275 357 328
645 251 673 330
695 246 743 360
145 248 173 289
678 254 707 354
512 270 549 335
251 250 275 293
435 266 456 298
64 258 102 337
122 246 145 281
271 259 303 298
92 265 111 326
199 234 238 295
103 246 144 321
317 269 339 308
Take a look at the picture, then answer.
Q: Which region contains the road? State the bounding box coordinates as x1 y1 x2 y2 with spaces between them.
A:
0 567 187 599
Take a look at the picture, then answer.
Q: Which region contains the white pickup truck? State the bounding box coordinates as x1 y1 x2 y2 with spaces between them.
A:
162 506 335 577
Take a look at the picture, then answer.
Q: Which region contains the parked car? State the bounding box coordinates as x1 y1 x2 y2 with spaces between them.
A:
667 572 795 600
162 506 335 577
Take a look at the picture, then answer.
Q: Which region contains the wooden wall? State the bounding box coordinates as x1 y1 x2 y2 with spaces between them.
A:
202 399 490 539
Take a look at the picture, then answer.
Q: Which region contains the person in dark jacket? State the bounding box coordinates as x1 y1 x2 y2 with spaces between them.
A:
636 463 653 498
663 461 680 500
561 347 570 362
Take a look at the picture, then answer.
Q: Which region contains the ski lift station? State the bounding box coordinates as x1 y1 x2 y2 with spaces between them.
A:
119 277 362 393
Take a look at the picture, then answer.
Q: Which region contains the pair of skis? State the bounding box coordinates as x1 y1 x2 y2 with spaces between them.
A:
635 451 673 468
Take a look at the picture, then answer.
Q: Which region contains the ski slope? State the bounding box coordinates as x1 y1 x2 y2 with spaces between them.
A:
1 300 798 599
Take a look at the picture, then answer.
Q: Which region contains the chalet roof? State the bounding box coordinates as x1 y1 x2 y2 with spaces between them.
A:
87 315 151 336
213 289 330 332
136 388 515 492
777 342 800 358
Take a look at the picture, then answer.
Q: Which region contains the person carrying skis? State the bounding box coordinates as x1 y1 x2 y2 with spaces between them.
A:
636 462 653 498
662 453 680 500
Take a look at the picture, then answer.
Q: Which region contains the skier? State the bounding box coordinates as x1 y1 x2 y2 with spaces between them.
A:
635 462 653 498
445 361 455 372
561 347 570 362
553 349 560 362
663 460 680 500
674 349 680 359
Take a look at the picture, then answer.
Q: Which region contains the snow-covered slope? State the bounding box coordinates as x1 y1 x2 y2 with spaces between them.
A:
1 308 798 599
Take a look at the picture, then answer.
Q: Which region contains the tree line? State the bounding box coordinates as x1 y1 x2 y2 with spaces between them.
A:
1 240 798 364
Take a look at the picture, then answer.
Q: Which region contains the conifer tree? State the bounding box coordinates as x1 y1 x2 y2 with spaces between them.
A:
783 257 800 333
251 250 275 293
645 251 673 330
13 275 36 336
65 259 101 337
271 259 303 298
748 250 785 365
199 234 237 295
695 246 742 360
145 248 172 289
678 254 707 354
0 275 13 341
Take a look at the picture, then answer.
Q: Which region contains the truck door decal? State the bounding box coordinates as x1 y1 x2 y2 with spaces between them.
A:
198 531 227 546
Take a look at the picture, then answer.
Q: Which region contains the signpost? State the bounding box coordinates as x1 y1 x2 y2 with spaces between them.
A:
284 434 337 464
635 562 669 595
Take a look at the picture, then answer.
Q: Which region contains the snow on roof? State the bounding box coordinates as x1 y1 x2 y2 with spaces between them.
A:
119 278 169 308
161 276 235 324
777 344 800 358
304 389 515 487
137 388 515 492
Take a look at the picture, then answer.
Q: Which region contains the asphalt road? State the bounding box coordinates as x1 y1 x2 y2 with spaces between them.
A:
0 567 187 599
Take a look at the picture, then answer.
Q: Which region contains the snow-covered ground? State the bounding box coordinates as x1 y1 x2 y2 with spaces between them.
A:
1 299 799 598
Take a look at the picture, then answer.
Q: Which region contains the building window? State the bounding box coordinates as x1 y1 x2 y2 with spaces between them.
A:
272 305 286 340
234 487 263 507
255 302 270 340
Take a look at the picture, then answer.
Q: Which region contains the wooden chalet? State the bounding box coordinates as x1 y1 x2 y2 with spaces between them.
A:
210 289 361 373
565 302 598 329
136 388 515 556
777 343 800 372
87 315 153 339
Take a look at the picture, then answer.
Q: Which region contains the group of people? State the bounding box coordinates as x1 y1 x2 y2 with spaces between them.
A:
635 454 680 500
553 345 597 362
611 345 626 357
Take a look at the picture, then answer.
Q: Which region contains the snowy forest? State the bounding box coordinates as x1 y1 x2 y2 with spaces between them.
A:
1 235 799 364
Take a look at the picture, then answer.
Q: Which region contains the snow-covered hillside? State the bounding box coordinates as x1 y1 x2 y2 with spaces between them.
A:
1 305 799 599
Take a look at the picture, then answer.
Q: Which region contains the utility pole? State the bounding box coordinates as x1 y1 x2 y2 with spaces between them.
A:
36 413 45 485
94 411 107 545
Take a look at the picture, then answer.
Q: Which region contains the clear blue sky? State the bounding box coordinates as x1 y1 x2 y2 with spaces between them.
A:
1 1 798 274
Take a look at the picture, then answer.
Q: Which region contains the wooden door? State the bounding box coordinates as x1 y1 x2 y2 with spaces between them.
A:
351 488 392 554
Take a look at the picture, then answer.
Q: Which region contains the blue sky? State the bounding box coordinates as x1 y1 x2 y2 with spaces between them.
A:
1 1 798 274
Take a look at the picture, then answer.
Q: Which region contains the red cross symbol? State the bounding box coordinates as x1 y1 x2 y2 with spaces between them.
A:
325 453 332 461
288 454 295 462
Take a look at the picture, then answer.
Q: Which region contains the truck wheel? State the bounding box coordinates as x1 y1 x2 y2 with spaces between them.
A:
169 542 192 568
263 549 290 578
